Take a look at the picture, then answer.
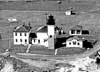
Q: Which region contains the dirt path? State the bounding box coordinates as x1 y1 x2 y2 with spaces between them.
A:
10 54 55 68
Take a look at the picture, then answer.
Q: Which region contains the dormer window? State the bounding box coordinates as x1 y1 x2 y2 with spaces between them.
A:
73 41 76 45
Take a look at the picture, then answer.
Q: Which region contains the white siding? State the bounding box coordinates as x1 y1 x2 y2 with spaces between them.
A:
32 32 48 47
13 32 29 45
65 11 71 15
47 25 55 36
37 33 48 39
48 36 54 49
66 39 83 48
32 38 48 47
69 30 82 35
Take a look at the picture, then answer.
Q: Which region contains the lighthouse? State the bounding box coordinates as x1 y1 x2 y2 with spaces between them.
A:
47 15 55 49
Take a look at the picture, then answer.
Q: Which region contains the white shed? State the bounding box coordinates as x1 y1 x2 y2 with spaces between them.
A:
66 36 83 48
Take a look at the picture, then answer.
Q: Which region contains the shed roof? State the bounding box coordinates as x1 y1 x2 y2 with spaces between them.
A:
70 25 83 30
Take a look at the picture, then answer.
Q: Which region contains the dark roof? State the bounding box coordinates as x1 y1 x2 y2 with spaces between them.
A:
36 26 47 33
14 24 31 32
29 33 37 38
82 30 89 34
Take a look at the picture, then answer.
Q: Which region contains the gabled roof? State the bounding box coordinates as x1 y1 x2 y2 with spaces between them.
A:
36 26 47 33
67 36 83 41
70 25 83 30
14 24 31 32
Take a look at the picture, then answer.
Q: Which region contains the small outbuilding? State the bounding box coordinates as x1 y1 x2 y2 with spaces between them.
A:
65 9 76 16
69 25 83 36
66 36 83 48
69 25 89 36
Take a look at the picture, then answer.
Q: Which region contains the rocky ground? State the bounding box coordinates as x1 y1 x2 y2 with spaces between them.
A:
0 52 100 72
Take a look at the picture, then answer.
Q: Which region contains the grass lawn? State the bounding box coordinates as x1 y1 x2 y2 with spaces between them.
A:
56 47 85 55
0 40 9 53
29 46 55 55
10 45 28 53
9 44 85 55
0 1 96 11
26 45 85 55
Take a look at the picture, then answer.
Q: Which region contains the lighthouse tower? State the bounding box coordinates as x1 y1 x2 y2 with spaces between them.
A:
47 15 55 49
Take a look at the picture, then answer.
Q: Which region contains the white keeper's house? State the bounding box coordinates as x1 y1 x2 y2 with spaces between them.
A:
13 24 31 45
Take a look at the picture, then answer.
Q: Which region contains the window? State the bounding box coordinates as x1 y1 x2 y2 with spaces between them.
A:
15 33 17 36
50 35 52 38
77 43 80 45
20 33 22 36
73 41 76 45
25 39 27 43
16 39 17 42
69 42 71 45
71 30 75 34
44 39 47 42
25 33 27 36
34 39 35 42
20 39 22 42
38 40 40 43
77 30 81 34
